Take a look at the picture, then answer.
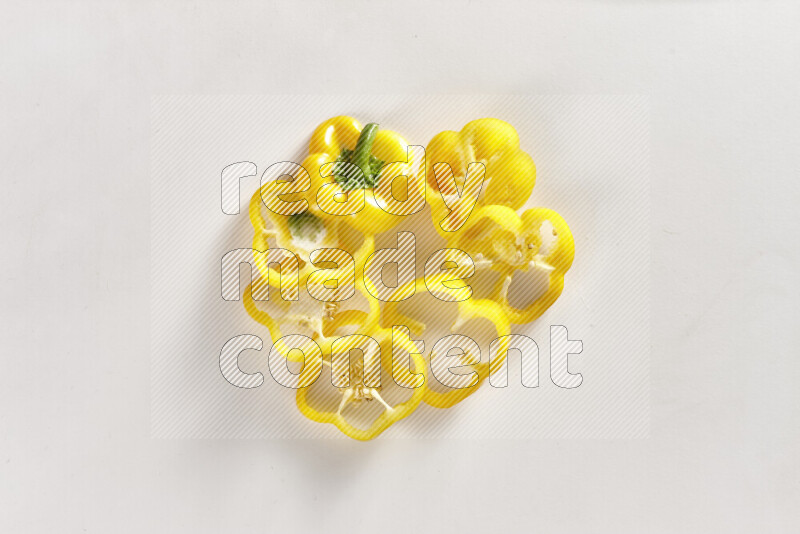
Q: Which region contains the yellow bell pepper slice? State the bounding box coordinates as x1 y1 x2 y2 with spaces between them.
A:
444 205 575 325
427 118 536 212
501 208 575 324
380 277 511 409
295 310 427 440
303 116 424 235
247 181 383 343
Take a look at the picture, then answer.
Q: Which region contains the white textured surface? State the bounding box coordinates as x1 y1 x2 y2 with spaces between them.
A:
1 1 799 532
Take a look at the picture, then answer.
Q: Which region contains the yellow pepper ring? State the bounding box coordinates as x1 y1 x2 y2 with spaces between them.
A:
247 182 384 340
426 118 535 211
446 206 575 325
502 208 575 324
380 277 511 409
295 312 427 441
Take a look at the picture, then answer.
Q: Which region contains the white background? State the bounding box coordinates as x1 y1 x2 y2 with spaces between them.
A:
1 1 798 532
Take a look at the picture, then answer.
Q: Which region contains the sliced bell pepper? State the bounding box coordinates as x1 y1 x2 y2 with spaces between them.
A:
301 116 424 236
295 310 427 440
426 118 536 217
445 205 575 325
380 277 511 409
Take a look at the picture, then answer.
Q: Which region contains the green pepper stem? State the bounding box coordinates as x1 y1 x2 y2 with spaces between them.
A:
352 123 379 177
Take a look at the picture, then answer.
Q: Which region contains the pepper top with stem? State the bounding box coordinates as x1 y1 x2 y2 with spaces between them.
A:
333 123 386 190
